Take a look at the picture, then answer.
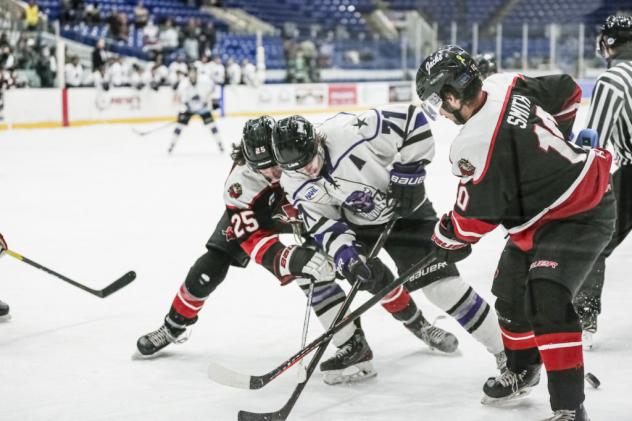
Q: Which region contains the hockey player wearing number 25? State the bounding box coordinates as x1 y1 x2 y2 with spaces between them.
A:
417 45 615 421
137 116 458 385
272 106 507 376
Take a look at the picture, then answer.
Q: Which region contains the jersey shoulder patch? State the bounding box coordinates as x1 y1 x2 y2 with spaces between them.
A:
223 165 270 209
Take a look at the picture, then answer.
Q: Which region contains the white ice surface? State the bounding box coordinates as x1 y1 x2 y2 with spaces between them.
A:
0 107 630 421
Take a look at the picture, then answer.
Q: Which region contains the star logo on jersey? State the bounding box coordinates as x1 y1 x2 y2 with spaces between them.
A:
228 183 242 198
353 118 368 129
457 159 476 177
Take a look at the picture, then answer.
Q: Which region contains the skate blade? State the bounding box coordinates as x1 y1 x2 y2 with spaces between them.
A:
582 331 595 351
322 361 377 385
481 387 534 405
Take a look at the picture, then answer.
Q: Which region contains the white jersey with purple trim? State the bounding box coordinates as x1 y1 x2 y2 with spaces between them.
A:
280 104 434 258
177 77 214 114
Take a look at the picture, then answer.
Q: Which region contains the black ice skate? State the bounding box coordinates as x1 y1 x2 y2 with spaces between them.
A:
136 322 188 356
405 311 459 353
575 295 599 351
0 299 9 318
542 404 590 421
481 363 542 405
319 328 376 385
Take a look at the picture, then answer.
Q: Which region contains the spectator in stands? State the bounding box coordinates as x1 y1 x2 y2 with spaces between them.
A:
241 58 257 86
159 19 179 54
168 53 188 87
129 63 147 90
36 46 56 87
108 8 122 40
92 38 107 73
84 3 101 25
198 21 216 59
106 56 125 87
15 37 38 71
182 19 200 61
208 55 225 86
143 18 160 53
0 33 9 50
225 57 241 85
149 53 168 90
134 2 149 29
0 45 15 71
64 56 83 88
23 0 39 32
194 53 212 82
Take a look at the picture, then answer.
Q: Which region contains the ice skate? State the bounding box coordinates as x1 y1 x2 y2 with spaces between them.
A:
405 311 459 353
320 329 377 385
136 322 188 356
481 363 542 404
542 404 590 421
0 299 10 319
575 296 598 351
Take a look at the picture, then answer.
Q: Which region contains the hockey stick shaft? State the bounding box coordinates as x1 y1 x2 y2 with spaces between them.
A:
4 249 136 298
133 121 175 136
237 219 398 421
296 281 314 382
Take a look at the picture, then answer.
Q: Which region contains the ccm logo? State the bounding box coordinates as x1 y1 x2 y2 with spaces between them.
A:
390 175 425 185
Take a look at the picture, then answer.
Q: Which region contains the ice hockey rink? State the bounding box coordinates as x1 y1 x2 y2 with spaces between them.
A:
1 105 630 421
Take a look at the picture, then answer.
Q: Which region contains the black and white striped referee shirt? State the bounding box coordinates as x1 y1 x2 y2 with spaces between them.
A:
586 53 632 165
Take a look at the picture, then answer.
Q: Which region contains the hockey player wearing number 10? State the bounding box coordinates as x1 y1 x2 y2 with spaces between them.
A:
271 107 507 373
417 46 615 420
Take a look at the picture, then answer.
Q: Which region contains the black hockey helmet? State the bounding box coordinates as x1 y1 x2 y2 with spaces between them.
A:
598 15 632 57
473 53 497 79
416 45 481 103
242 116 276 170
271 115 317 171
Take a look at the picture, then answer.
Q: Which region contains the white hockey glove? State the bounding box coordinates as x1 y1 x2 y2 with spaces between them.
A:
274 245 336 285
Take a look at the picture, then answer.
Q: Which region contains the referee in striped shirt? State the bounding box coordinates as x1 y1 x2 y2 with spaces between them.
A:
574 15 632 348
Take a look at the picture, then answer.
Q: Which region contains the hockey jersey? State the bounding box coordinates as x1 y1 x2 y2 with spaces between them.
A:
280 104 434 260
446 73 612 251
177 77 214 113
223 164 289 275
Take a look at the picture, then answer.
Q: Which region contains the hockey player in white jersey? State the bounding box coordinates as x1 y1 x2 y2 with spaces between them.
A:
271 106 506 372
169 67 223 154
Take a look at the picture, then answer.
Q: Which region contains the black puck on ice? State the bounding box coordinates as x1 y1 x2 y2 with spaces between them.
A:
585 372 600 389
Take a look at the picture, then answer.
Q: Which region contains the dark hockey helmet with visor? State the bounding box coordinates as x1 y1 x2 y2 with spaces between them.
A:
416 45 481 116
598 15 632 58
272 115 317 171
242 116 276 170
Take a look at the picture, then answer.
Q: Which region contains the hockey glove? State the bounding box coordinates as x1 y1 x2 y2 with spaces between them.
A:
432 212 472 264
274 245 335 286
388 162 427 217
574 128 599 148
334 245 389 292
0 233 6 257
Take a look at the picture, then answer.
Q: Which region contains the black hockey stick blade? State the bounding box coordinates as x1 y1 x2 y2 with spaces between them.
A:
238 407 290 421
93 271 136 298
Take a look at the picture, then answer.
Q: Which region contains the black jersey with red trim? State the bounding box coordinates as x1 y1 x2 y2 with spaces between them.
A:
223 164 289 278
447 73 612 251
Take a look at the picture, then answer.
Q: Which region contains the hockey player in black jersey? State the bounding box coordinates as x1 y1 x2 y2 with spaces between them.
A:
0 233 9 318
417 45 615 421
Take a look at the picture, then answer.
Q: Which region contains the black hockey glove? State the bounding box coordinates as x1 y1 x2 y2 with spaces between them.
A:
432 212 472 264
274 245 335 286
388 162 427 217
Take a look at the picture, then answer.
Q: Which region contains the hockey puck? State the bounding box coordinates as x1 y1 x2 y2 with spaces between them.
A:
585 372 600 389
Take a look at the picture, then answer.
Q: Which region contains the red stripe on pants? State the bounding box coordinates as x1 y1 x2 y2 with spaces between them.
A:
381 286 411 313
171 284 205 319
500 326 537 351
536 331 584 372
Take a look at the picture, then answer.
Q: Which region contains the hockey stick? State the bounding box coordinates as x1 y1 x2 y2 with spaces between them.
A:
296 280 315 382
208 219 395 391
4 249 136 298
132 121 175 137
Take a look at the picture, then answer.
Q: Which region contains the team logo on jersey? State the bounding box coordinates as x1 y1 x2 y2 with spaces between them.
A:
222 226 236 241
457 159 476 177
343 188 388 221
228 183 242 198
